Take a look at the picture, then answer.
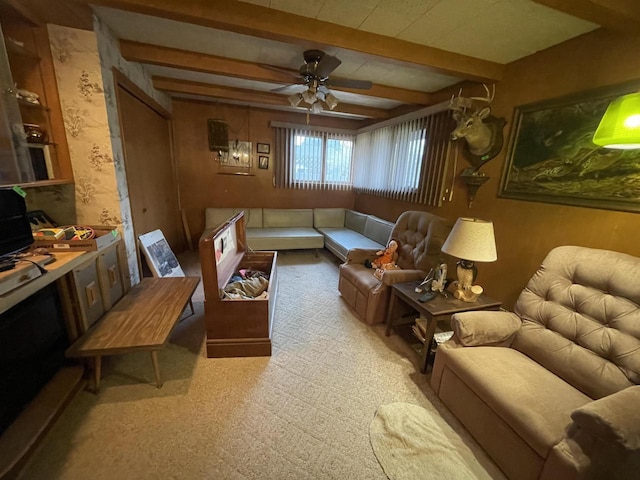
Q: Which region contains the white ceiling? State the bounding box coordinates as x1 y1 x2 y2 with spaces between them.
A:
93 0 600 118
240 0 597 64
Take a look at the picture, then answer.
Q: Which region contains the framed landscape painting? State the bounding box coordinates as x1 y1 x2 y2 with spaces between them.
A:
499 80 640 212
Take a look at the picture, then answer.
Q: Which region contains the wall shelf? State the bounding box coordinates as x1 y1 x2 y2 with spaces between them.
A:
1 19 73 186
18 178 74 188
4 37 39 60
17 98 49 111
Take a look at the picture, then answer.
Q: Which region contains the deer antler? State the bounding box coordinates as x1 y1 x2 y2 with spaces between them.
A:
449 88 474 112
470 84 495 104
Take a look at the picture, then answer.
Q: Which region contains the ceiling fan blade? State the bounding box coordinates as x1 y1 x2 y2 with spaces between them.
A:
315 54 341 78
259 64 300 80
326 78 373 90
270 83 303 93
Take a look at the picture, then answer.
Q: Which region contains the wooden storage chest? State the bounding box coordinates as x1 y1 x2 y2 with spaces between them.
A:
199 211 278 358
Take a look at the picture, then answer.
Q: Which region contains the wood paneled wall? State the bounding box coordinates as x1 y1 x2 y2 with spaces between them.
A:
356 28 640 309
172 101 361 244
172 28 640 309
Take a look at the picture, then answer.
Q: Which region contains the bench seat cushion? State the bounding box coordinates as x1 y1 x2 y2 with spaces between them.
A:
247 227 324 251
317 227 384 262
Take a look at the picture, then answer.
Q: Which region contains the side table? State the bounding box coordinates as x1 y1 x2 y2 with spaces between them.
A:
385 280 502 373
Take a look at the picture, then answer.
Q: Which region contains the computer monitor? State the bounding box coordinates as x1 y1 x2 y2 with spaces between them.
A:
0 188 34 259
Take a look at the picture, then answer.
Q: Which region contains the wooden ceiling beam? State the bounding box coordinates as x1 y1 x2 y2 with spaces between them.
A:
531 0 640 33
71 0 503 82
152 77 390 119
122 41 295 84
2 0 93 29
121 41 432 105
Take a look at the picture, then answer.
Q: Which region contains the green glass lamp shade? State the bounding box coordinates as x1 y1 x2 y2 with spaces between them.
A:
593 93 640 149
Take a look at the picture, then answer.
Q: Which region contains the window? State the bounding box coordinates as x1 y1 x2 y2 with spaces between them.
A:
273 125 355 190
353 110 454 206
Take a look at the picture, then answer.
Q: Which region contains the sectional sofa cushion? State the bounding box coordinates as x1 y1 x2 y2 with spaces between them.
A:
263 208 314 228
345 210 368 234
313 208 346 228
319 229 384 262
363 215 394 246
247 228 324 251
205 208 262 229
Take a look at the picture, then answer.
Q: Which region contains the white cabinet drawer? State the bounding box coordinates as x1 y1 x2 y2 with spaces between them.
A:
72 260 104 332
97 246 123 310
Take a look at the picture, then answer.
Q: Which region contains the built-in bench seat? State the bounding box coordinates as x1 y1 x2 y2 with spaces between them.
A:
205 208 323 251
314 208 393 262
204 207 394 262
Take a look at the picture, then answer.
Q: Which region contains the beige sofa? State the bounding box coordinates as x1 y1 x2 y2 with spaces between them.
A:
313 208 394 262
431 246 640 480
205 208 324 251
205 207 393 258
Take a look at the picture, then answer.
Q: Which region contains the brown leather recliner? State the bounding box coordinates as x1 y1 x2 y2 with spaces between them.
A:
338 211 453 325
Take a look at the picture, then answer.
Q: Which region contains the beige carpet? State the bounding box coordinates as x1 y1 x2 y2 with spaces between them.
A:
19 250 505 480
370 402 497 480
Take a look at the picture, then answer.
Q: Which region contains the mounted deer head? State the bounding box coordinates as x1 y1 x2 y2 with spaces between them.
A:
449 84 506 170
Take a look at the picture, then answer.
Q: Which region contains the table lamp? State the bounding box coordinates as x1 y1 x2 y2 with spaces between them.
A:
441 217 497 302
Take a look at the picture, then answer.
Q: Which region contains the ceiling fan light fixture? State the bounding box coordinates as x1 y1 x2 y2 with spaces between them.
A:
302 88 317 104
324 92 339 110
288 93 302 107
311 101 323 114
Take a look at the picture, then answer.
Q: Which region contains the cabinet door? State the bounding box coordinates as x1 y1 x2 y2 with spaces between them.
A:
72 259 104 332
97 245 124 310
0 27 34 184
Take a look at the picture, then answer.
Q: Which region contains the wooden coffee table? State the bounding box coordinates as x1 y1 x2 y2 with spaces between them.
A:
66 277 199 391
385 280 501 373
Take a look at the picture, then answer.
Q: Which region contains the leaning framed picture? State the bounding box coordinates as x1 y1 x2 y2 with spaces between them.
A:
257 143 270 154
499 80 640 212
138 229 184 278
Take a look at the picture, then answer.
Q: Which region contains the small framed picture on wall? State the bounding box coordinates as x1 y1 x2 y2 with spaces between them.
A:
257 143 270 154
258 156 269 169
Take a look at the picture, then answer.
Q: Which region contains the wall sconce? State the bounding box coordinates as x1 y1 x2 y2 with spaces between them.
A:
460 168 490 208
231 138 240 160
210 109 255 176
593 92 640 149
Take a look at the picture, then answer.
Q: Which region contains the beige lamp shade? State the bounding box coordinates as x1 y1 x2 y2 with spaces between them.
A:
442 217 497 262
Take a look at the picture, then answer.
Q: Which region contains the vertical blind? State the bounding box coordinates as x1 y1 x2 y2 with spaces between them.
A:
353 110 455 206
273 125 355 190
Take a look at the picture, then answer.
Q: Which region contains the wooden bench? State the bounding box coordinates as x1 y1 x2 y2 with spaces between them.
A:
66 276 199 391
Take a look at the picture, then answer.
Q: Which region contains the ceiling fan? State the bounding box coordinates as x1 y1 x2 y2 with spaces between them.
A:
270 50 373 113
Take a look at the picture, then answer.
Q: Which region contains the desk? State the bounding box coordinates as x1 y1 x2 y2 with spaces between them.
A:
0 251 92 314
385 281 501 373
66 277 199 391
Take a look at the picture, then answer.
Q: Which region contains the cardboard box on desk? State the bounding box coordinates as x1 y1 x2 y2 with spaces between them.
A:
33 226 119 252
